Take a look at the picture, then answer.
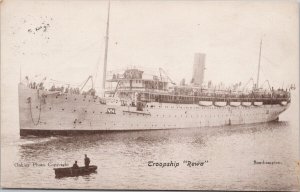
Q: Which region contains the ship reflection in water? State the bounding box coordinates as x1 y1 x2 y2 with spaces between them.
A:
1 121 298 190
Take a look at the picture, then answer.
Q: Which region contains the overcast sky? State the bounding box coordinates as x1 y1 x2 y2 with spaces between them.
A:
2 0 299 89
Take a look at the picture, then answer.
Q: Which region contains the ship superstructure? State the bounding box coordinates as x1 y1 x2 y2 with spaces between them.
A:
18 1 291 136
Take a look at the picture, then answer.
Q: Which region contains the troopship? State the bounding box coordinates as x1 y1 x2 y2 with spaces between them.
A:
18 2 291 136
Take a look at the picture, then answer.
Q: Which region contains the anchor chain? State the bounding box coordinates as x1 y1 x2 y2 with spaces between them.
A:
28 90 45 126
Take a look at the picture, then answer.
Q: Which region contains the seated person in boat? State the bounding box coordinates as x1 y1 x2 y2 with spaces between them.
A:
84 154 90 168
72 161 79 169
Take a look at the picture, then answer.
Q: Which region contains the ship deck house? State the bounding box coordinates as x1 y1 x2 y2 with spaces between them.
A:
105 69 290 107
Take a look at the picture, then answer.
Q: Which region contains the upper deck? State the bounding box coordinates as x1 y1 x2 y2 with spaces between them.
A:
106 68 170 94
105 68 290 103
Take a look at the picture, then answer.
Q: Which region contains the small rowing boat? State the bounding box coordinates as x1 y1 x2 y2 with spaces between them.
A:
54 165 97 178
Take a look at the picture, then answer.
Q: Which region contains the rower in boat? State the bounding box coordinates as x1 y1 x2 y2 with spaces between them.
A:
72 161 79 169
84 154 90 168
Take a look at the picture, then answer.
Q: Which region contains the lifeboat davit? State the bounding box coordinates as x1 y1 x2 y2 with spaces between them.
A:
229 101 241 107
214 101 227 107
280 101 288 106
199 101 213 106
253 101 263 106
242 102 252 107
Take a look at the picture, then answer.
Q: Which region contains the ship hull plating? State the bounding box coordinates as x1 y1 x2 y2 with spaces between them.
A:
19 84 289 136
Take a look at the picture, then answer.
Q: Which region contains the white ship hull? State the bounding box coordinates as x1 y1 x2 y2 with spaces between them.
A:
19 84 289 136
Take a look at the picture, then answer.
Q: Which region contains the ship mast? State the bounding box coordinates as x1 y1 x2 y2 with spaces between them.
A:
256 39 262 89
102 0 110 93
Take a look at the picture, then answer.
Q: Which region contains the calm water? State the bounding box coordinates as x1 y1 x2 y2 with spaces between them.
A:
1 120 299 191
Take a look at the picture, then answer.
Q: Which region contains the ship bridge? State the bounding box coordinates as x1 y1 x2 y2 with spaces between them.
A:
105 68 171 98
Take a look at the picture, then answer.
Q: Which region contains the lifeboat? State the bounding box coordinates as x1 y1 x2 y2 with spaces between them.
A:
229 101 241 107
242 102 252 107
253 101 263 106
199 101 213 106
214 101 227 107
54 165 97 178
106 98 121 106
280 101 288 106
